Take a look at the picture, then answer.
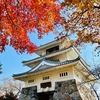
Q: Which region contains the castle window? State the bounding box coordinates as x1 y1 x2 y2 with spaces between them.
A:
46 46 59 54
28 79 34 83
59 72 68 77
43 76 50 80
41 82 51 88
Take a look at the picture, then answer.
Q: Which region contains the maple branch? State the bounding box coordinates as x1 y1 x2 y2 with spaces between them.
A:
94 5 100 9
17 0 19 4
0 0 2 30
16 0 20 16
4 2 17 30
69 8 88 31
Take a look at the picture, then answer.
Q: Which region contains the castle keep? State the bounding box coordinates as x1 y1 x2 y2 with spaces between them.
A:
13 39 96 100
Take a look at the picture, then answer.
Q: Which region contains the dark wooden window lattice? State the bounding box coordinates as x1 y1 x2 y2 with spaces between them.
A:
43 76 49 80
60 72 68 77
41 82 51 88
28 79 34 83
46 46 59 54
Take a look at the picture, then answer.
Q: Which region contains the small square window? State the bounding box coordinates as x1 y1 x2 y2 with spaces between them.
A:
66 72 68 76
59 72 68 77
28 79 34 83
43 76 50 80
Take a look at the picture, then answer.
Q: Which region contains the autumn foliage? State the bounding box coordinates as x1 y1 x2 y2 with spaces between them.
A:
0 0 100 53
61 0 100 49
0 0 63 53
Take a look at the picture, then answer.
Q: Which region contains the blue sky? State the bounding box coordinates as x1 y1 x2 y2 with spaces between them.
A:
0 31 99 79
0 32 56 79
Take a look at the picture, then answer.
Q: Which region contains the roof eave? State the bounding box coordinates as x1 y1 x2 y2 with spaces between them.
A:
22 46 72 66
78 61 97 81
13 59 80 78
37 40 61 50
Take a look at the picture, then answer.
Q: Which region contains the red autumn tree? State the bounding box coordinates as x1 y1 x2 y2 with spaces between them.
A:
0 0 64 53
1 0 100 54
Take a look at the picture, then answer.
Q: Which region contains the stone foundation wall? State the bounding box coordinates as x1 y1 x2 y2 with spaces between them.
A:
18 86 38 100
18 79 96 100
53 79 82 100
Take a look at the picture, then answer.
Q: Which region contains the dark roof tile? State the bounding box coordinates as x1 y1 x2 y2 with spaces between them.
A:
13 57 80 77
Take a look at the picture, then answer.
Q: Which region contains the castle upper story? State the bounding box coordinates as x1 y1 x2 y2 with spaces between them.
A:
22 38 83 69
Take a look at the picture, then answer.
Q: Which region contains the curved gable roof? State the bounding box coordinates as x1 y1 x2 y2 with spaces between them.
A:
13 57 80 77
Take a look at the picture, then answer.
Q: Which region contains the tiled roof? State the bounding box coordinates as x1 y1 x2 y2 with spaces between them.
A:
13 57 80 77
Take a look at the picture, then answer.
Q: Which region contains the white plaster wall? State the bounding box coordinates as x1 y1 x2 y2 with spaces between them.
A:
48 53 67 62
25 66 74 93
47 49 79 62
73 67 91 88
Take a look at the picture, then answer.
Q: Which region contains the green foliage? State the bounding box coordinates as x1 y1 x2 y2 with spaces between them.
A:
0 92 18 100
0 64 2 74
